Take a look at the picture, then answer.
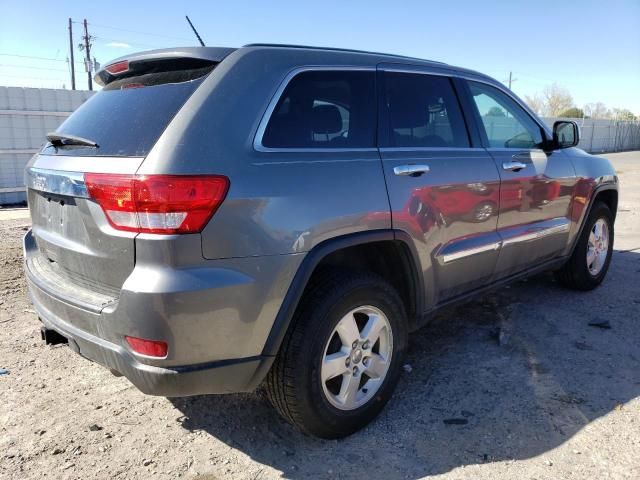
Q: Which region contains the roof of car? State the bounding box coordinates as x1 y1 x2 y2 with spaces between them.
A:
241 43 495 82
243 43 449 66
97 44 495 86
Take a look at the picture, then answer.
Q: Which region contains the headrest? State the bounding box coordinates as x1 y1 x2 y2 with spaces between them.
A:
310 104 343 134
389 93 442 128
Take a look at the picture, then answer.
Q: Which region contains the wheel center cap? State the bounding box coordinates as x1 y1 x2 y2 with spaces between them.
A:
351 349 363 364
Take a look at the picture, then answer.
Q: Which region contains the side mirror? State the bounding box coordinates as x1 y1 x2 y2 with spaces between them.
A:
553 120 580 149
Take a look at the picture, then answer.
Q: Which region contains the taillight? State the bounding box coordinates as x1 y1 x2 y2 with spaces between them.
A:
84 173 229 234
125 336 168 357
105 60 129 75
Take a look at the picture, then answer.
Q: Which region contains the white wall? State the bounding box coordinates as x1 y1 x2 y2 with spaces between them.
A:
0 87 94 204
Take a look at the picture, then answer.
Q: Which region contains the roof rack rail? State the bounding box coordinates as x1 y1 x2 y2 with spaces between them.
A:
242 43 447 65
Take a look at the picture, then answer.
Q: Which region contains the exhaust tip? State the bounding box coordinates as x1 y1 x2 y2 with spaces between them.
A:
40 326 68 346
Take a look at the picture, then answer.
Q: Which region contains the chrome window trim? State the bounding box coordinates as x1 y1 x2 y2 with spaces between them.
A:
25 167 89 198
379 65 549 136
253 66 377 153
253 64 550 153
379 147 486 153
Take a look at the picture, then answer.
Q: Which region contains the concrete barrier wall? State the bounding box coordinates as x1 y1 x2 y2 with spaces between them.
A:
0 87 94 204
541 117 640 153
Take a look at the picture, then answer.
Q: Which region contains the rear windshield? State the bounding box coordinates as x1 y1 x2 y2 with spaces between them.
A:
41 66 214 157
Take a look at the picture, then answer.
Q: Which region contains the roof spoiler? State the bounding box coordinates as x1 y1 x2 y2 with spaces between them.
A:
94 47 236 87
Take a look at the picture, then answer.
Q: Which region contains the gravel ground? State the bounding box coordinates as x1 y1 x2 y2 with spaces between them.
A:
1 152 639 480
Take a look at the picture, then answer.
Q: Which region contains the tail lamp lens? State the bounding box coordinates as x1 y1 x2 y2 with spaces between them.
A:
84 173 229 234
105 60 129 75
125 336 168 357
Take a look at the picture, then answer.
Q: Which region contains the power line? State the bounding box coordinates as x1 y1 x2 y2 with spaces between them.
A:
91 35 163 50
0 63 69 72
86 21 192 42
1 73 69 81
0 53 84 65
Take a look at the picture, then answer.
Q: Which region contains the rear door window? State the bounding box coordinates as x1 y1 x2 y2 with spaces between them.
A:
42 65 214 157
261 70 376 149
383 72 470 148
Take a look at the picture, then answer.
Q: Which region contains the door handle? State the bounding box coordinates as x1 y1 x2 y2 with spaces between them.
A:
502 161 527 172
393 164 430 177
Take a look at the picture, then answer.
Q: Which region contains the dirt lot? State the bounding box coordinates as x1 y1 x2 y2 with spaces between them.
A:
1 152 639 480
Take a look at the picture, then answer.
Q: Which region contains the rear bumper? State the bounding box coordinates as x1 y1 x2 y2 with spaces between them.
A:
23 229 301 396
32 280 273 396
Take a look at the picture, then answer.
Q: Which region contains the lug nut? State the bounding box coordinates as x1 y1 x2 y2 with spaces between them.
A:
352 341 358 349
345 357 351 367
352 366 359 376
363 357 370 366
362 340 370 349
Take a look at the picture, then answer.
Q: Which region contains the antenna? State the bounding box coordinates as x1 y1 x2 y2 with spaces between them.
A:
185 15 205 46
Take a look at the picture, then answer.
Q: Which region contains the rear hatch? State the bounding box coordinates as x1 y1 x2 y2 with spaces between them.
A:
25 50 229 310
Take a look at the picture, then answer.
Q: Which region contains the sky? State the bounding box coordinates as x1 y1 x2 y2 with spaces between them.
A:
1 0 639 114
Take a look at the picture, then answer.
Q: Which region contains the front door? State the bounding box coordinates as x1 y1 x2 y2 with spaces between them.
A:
463 80 577 278
378 67 502 306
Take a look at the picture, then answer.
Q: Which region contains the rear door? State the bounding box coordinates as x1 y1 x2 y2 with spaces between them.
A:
378 66 501 306
24 61 215 308
461 80 576 278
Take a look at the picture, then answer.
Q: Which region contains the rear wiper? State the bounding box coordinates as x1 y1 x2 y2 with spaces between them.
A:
46 132 99 148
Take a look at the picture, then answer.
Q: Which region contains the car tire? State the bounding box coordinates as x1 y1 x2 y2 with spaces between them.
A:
470 201 496 223
555 201 614 291
265 269 408 438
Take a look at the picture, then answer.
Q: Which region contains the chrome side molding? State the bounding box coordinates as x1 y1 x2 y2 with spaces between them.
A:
440 218 570 263
501 219 570 247
25 167 89 198
442 241 501 264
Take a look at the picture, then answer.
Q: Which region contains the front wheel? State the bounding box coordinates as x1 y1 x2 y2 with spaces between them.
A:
265 270 408 438
555 201 614 290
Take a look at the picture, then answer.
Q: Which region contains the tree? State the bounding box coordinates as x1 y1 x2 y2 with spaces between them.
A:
542 83 574 117
558 107 584 118
525 84 574 117
486 106 506 117
584 102 611 119
524 93 545 115
612 108 637 121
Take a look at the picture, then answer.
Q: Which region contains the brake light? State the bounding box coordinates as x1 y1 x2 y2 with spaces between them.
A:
105 60 129 75
125 336 168 357
84 174 229 234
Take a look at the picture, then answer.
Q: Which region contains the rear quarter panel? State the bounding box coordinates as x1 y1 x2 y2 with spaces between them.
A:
138 48 391 259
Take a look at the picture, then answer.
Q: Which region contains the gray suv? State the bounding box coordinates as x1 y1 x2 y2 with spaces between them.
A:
24 44 618 438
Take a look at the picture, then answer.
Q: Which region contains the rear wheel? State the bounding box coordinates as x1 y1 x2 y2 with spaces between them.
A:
265 270 408 438
555 201 614 290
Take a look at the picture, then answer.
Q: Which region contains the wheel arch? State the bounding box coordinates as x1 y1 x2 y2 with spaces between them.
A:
261 230 424 357
570 184 618 256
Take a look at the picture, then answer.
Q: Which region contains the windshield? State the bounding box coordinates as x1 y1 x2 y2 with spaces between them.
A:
41 65 214 157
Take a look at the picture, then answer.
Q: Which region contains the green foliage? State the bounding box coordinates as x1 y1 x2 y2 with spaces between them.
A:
486 106 506 117
613 109 638 121
559 107 584 118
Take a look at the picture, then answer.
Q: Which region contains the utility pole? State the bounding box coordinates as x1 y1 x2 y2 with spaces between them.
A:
506 71 517 90
68 18 76 90
82 19 92 91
